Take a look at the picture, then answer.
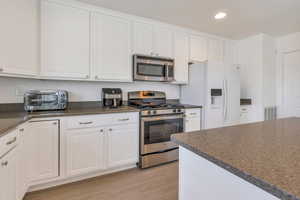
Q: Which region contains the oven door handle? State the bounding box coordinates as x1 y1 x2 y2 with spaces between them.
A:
141 114 184 122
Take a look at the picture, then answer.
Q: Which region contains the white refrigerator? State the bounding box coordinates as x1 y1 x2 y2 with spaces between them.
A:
181 61 240 129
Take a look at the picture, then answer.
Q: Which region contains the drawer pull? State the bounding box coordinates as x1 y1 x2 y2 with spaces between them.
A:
1 161 8 167
6 137 17 145
79 121 93 125
189 113 197 115
118 118 130 121
19 128 24 132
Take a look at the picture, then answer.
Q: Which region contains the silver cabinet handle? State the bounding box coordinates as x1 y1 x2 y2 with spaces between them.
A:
79 121 93 125
118 118 130 121
109 128 113 131
6 137 17 145
85 75 89 79
1 161 8 167
53 122 58 125
95 75 99 79
190 113 197 115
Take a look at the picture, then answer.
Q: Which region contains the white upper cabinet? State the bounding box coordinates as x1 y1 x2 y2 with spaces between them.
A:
190 35 208 62
0 0 38 77
173 32 189 84
153 26 174 58
41 1 90 79
133 22 173 58
133 21 154 55
208 38 224 62
92 13 132 82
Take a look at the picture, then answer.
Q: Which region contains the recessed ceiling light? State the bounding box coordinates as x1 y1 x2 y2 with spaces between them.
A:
214 12 227 20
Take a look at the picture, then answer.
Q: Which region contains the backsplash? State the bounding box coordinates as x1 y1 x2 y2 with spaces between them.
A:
0 77 180 103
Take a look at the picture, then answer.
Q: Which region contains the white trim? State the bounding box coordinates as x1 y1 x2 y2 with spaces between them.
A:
28 164 137 192
278 49 300 118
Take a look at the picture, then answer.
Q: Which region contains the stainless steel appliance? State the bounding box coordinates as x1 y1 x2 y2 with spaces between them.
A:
24 90 68 111
102 88 122 108
133 54 175 82
128 91 184 168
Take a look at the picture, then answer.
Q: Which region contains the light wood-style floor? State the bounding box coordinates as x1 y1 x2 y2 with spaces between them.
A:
24 162 178 200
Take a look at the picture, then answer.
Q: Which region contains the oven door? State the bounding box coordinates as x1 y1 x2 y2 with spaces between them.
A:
141 114 184 155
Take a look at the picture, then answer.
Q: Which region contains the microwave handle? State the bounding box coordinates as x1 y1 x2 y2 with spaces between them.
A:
165 64 169 81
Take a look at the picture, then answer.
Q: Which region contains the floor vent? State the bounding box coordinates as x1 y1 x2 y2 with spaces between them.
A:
264 106 277 121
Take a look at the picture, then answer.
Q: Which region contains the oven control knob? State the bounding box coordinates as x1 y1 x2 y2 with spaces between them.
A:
173 109 177 113
153 110 157 115
147 111 151 115
177 109 182 113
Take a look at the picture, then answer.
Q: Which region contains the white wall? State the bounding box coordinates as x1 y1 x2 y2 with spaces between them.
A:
236 34 276 122
276 32 300 117
0 77 180 103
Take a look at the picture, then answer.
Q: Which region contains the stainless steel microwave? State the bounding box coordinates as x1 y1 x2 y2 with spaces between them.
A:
24 90 68 111
133 54 175 82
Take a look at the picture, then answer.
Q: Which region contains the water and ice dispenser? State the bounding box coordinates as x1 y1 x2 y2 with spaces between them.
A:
210 89 223 108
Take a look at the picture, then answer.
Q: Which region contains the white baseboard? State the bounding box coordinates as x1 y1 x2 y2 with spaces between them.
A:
28 164 137 192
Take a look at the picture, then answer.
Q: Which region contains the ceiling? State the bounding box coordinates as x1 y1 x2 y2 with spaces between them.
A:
78 0 300 39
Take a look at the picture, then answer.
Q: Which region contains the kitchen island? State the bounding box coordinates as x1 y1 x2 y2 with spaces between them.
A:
172 118 300 200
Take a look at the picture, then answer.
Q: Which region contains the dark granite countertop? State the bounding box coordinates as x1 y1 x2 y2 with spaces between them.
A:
0 102 140 138
172 118 300 200
0 101 202 138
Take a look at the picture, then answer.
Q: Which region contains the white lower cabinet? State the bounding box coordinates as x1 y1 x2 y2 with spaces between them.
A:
65 112 139 177
107 124 138 168
16 127 29 200
0 148 17 200
2 112 139 199
27 120 59 183
66 128 105 177
185 108 201 132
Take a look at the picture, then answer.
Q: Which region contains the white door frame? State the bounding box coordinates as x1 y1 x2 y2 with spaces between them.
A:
279 49 300 118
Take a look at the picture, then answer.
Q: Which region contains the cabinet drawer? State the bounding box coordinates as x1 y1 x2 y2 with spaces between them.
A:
240 106 251 113
185 108 201 118
0 130 18 157
110 113 139 125
66 112 139 129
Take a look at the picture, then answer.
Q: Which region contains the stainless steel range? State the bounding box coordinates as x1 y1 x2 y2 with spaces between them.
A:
128 91 185 168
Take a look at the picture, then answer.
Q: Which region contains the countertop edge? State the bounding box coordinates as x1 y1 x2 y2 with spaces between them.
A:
172 137 299 200
0 108 140 138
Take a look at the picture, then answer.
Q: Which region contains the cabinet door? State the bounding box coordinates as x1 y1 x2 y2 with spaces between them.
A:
133 21 154 55
153 26 173 58
27 120 59 183
93 13 132 82
41 1 90 79
190 35 208 62
0 0 38 76
173 32 189 84
66 128 105 177
107 125 138 168
16 127 29 200
0 148 17 200
185 117 201 132
208 38 224 62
